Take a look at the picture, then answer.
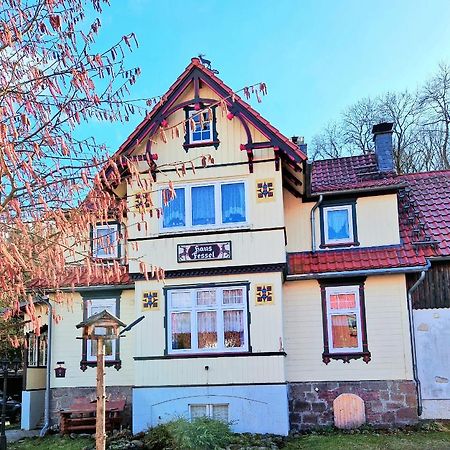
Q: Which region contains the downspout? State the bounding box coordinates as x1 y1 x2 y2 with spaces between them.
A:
310 195 323 252
39 295 52 437
407 262 430 417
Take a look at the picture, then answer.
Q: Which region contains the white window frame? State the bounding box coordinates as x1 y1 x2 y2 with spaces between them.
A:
92 223 119 259
189 403 229 421
167 285 249 355
189 109 213 143
323 205 354 245
325 285 363 354
160 180 248 232
86 298 117 362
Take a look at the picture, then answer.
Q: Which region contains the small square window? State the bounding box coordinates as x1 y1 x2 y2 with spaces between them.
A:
92 224 119 259
320 203 358 247
189 110 212 143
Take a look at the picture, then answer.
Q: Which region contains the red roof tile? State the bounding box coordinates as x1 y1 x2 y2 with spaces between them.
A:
29 265 133 290
288 246 427 276
310 154 398 193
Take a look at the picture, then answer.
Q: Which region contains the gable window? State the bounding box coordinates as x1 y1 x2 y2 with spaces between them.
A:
189 404 229 422
92 223 120 259
80 295 121 371
184 106 219 149
166 285 248 354
189 110 212 143
320 201 358 248
162 181 246 231
320 280 370 364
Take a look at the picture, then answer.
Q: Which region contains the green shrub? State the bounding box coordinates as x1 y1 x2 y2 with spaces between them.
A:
145 417 232 450
144 423 176 450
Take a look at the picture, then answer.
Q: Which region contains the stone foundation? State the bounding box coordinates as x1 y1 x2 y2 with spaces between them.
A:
288 380 418 430
50 386 132 427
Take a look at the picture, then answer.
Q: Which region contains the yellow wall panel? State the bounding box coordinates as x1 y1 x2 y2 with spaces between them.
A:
283 274 413 382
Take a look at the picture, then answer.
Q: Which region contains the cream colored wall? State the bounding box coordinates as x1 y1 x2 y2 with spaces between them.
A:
133 272 286 386
25 368 46 390
50 290 135 388
283 274 413 381
284 190 400 252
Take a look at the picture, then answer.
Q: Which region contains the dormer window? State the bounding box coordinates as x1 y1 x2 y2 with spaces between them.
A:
183 106 219 150
320 201 359 248
92 223 119 259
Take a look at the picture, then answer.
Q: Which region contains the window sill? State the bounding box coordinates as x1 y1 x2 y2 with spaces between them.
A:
159 223 251 236
183 140 220 150
319 241 360 250
134 351 287 361
322 351 371 364
80 359 122 371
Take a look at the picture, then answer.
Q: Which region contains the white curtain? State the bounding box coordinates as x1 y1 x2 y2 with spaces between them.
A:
224 310 244 348
163 188 185 228
192 186 215 225
327 209 349 239
197 311 217 349
221 183 245 223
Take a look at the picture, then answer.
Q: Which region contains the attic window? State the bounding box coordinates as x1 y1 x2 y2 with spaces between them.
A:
184 106 219 150
189 110 212 143
319 201 359 248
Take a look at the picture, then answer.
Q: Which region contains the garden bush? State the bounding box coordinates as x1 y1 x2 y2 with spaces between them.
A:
144 417 233 450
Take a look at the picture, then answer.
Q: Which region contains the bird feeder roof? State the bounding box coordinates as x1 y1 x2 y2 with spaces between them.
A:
76 309 126 329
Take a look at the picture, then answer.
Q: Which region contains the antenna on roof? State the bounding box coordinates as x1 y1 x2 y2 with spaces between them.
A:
198 54 219 74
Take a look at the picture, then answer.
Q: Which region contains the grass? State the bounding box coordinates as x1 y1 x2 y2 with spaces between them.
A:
9 435 93 450
284 425 450 450
8 424 450 450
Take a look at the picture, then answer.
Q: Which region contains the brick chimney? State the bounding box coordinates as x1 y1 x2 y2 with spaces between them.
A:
372 122 394 172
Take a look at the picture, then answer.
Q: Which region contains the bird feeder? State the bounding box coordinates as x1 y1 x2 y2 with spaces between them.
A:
76 310 126 450
76 309 126 342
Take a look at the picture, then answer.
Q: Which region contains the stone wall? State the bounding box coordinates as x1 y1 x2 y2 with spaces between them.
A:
50 385 132 427
288 380 418 430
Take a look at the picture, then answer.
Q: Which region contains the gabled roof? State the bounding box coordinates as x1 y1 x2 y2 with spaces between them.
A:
111 57 307 166
76 309 126 329
310 153 399 194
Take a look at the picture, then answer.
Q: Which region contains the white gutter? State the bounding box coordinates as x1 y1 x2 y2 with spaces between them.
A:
39 295 52 437
286 264 429 281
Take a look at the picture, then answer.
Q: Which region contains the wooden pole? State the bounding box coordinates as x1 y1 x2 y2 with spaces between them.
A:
96 336 106 450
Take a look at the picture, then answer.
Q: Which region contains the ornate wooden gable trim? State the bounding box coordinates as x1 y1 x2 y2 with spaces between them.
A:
108 58 307 179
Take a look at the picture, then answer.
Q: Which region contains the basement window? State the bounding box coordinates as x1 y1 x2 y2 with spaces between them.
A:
189 404 229 422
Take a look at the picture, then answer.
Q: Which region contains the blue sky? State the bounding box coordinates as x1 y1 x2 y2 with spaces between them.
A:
86 0 450 154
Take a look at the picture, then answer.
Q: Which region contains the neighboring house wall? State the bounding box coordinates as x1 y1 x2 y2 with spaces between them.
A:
283 274 417 428
410 262 450 419
284 191 401 252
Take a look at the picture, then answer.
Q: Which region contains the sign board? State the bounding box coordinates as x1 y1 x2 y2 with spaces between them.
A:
177 241 232 263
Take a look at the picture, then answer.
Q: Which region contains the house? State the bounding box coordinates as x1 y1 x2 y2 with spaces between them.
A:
20 58 450 434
